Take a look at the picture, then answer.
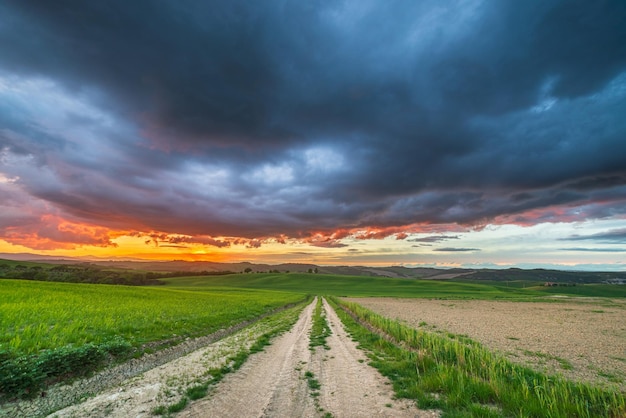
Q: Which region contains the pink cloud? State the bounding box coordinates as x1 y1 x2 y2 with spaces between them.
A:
1 215 118 250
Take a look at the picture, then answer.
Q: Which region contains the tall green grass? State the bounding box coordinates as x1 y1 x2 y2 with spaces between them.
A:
331 297 625 417
0 280 303 356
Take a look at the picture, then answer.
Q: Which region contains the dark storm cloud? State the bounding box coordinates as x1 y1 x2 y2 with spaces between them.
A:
562 229 626 243
433 248 481 252
409 235 460 243
1 0 625 245
560 247 626 252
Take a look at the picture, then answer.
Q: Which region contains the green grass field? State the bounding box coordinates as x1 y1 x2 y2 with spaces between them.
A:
0 279 304 356
0 278 305 399
160 272 626 299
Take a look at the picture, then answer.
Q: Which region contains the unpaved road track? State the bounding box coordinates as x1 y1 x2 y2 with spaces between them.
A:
181 298 435 417
45 299 435 418
179 298 319 418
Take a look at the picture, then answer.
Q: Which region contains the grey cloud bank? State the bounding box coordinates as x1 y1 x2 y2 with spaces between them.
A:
0 0 625 248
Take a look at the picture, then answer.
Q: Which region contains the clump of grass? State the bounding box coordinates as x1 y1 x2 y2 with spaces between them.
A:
305 370 321 391
330 297 626 417
186 383 209 400
166 397 188 414
151 405 167 415
309 298 332 351
304 369 332 416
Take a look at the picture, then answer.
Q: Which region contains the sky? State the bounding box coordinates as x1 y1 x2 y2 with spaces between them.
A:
1 0 625 270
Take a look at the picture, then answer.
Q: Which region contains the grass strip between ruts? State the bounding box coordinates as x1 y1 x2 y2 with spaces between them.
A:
309 297 332 351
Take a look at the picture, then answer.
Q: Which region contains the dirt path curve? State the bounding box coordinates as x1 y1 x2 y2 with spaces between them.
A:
182 298 435 418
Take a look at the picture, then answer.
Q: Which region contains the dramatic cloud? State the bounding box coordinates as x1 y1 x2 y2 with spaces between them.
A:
560 247 626 253
409 235 460 243
433 248 481 252
0 0 625 257
562 229 626 243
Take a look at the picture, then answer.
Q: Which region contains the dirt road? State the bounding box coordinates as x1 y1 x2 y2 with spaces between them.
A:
46 299 434 418
181 298 433 417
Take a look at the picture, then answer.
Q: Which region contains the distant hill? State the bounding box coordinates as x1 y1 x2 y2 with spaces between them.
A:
460 268 626 284
1 253 625 284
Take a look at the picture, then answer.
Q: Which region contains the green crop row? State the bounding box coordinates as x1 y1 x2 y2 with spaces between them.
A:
330 297 625 418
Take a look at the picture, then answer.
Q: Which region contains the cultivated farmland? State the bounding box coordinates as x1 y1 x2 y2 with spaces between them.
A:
347 297 626 391
0 279 304 408
1 272 625 417
0 279 303 356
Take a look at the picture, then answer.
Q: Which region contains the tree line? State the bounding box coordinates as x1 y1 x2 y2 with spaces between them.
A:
0 263 235 286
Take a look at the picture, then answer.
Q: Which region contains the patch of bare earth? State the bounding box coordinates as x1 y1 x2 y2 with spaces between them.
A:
178 299 319 418
347 297 626 391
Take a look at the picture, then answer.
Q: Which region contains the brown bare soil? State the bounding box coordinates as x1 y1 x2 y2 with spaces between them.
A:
346 297 626 391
